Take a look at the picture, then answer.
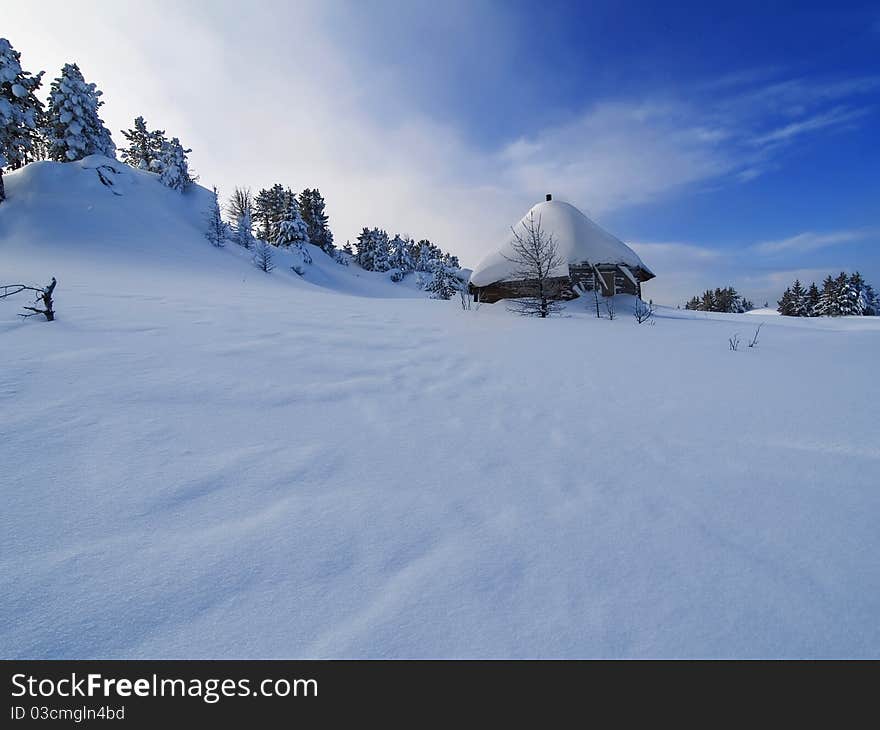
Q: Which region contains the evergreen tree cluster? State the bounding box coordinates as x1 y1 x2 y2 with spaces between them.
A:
250 184 334 254
119 116 196 191
0 36 196 201
684 286 753 313
777 272 877 317
353 230 460 286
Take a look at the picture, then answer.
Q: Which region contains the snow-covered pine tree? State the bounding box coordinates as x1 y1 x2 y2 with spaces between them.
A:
354 228 391 271
205 187 226 247
253 184 287 242
777 287 794 316
700 289 716 312
425 260 458 300
860 277 878 316
372 229 391 272
0 38 44 203
791 279 809 317
836 271 861 316
807 282 821 316
157 137 193 191
275 196 309 249
849 272 870 316
343 240 354 256
276 195 312 273
299 188 334 253
355 228 375 269
43 63 115 162
442 252 460 270
234 208 256 249
815 275 839 317
416 239 439 272
120 116 165 171
389 234 414 280
253 239 274 272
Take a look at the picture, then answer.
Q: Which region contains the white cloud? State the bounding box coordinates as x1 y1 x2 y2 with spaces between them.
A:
753 229 872 255
749 106 870 146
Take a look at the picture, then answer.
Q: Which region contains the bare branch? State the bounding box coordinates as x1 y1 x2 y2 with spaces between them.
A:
1 277 57 321
748 323 763 348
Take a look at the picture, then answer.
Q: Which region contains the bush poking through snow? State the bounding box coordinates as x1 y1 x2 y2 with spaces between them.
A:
729 333 740 351
0 277 57 321
748 324 763 348
634 298 655 324
604 297 616 320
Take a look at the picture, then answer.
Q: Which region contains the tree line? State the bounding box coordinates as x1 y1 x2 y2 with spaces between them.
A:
684 287 754 313
777 272 877 317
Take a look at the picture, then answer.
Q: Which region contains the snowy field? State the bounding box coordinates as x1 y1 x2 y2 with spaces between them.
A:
2 161 879 658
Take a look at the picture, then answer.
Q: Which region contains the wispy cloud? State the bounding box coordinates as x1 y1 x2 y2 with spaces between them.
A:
750 106 870 146
753 229 872 255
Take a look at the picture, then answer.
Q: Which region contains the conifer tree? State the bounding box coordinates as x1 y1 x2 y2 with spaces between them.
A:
848 272 869 316
157 137 193 191
835 271 861 316
0 38 44 203
861 279 878 317
275 196 310 249
298 188 334 253
777 287 794 316
120 116 166 171
700 289 716 312
815 275 839 317
205 187 226 247
807 282 821 316
425 260 459 300
43 63 115 162
254 184 287 241
791 279 809 317
234 208 256 249
254 239 274 272
416 239 440 272
390 234 415 275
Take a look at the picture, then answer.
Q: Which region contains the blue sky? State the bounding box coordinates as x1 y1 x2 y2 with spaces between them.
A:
5 0 880 304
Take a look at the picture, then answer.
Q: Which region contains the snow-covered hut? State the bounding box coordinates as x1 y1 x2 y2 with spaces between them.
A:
469 195 655 303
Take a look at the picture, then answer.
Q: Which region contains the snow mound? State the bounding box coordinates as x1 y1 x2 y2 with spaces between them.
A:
0 159 426 299
470 198 652 287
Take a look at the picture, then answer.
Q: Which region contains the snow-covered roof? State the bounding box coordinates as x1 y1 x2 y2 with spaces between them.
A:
470 199 654 287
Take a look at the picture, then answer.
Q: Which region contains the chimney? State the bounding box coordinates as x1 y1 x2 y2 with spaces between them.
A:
546 193 552 201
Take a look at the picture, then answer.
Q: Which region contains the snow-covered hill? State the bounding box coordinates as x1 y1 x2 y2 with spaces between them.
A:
2 160 879 658
0 156 429 300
